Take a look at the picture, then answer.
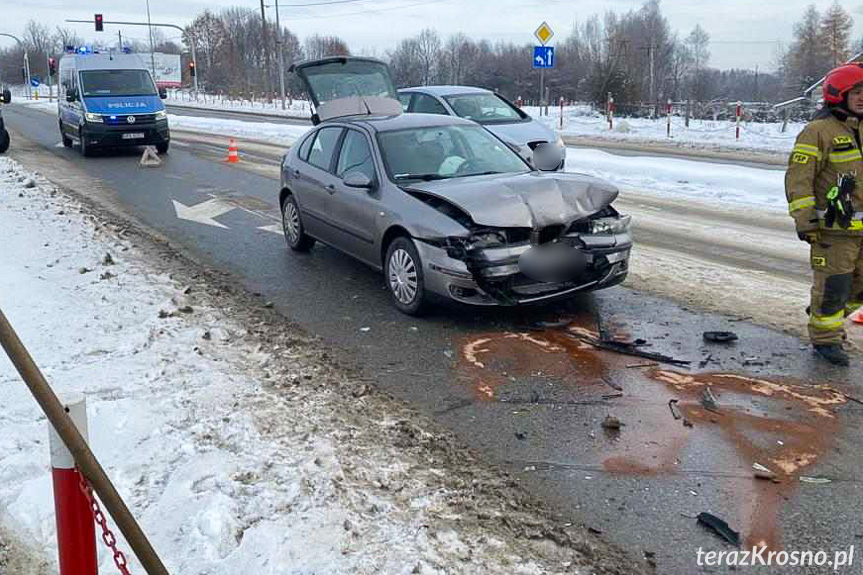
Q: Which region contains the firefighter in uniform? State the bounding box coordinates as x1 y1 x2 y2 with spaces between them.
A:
786 64 863 366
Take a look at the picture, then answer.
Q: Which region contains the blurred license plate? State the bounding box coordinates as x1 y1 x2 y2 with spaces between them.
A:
122 132 145 140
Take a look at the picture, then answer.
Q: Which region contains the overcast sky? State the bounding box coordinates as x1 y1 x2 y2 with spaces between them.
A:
3 0 862 71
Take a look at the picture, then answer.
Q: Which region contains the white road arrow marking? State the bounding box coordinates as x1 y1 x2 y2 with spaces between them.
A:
258 224 282 235
172 198 235 229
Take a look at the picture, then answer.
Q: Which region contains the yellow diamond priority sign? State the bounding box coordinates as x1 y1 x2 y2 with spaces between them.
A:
534 21 554 45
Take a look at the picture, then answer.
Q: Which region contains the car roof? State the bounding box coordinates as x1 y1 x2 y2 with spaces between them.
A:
61 53 148 71
349 112 477 132
399 85 492 97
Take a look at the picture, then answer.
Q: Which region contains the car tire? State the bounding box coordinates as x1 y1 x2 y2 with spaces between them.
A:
62 133 72 147
0 129 9 154
79 129 93 157
385 236 428 316
156 142 169 154
281 194 315 252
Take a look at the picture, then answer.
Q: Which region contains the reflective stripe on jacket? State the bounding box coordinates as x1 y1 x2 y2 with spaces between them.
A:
785 111 863 235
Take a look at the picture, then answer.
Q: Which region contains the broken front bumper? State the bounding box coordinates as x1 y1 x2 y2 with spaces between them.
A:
416 231 632 306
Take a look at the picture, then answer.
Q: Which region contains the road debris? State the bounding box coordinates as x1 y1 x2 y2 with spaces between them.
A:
752 462 777 481
701 387 720 413
602 393 624 400
566 332 691 366
696 512 741 547
626 361 659 368
799 476 832 485
682 418 693 428
102 252 115 265
668 399 682 420
601 415 623 430
601 376 623 391
698 354 713 369
703 331 738 344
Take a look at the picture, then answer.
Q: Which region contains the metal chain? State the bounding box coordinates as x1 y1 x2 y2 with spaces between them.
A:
76 468 133 575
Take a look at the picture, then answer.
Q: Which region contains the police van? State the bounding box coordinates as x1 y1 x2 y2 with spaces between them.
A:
58 49 170 156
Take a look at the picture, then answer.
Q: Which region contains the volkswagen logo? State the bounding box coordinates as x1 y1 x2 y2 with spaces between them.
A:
127 115 136 124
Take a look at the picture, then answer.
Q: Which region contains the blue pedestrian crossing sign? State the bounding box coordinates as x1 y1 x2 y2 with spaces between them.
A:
533 46 554 69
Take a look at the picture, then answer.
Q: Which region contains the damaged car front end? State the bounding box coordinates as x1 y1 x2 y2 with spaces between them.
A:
404 173 632 306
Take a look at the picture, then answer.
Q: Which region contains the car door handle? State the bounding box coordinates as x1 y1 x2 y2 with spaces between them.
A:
326 184 336 194
292 168 301 177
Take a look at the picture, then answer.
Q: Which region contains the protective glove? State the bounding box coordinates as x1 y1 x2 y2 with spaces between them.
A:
797 231 820 243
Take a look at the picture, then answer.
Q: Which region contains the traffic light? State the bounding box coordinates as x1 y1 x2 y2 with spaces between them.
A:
94 14 103 32
48 58 56 77
188 61 196 78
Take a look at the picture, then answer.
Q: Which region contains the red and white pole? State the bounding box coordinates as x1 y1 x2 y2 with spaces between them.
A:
666 99 673 138
735 101 742 140
49 394 97 575
607 94 615 131
559 97 564 130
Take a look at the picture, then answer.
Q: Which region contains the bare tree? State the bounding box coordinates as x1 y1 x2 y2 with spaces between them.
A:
415 29 441 85
304 35 349 60
820 1 853 67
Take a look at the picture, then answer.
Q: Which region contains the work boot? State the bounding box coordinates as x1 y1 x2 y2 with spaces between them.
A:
813 344 850 367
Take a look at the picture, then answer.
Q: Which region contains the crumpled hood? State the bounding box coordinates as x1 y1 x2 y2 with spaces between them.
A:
406 171 618 228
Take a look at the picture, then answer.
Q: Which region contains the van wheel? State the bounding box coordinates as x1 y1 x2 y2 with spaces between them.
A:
61 133 72 148
79 129 93 157
0 129 9 154
156 142 169 154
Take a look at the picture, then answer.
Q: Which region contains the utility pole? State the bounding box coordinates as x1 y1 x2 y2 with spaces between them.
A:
118 30 123 50
145 0 157 84
260 0 271 100
275 0 286 110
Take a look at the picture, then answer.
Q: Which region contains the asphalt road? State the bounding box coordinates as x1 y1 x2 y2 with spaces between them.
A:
5 103 862 574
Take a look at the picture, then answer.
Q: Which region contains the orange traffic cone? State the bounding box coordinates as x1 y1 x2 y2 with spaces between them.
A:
226 138 240 163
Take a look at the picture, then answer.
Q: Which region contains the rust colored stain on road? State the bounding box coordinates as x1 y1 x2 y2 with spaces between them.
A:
456 317 848 551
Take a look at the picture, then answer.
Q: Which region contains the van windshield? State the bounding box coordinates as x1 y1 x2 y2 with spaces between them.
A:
80 69 157 97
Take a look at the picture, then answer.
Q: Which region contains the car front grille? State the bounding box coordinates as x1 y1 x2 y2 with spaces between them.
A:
103 114 157 126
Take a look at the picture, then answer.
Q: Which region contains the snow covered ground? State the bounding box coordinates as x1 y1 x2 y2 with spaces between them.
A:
167 91 313 120
565 148 787 211
0 157 615 574
527 106 803 156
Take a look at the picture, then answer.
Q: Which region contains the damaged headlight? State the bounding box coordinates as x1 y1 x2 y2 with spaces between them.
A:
589 214 632 235
469 231 506 248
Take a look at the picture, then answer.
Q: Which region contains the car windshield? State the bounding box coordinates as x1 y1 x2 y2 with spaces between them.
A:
378 124 529 182
79 70 157 97
443 93 523 124
300 59 396 107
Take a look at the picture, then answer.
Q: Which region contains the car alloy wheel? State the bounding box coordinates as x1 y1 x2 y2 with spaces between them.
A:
388 248 418 305
281 194 315 252
284 201 300 244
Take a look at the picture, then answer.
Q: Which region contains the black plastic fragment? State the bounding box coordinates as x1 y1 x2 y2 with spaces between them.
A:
703 331 739 344
696 512 741 546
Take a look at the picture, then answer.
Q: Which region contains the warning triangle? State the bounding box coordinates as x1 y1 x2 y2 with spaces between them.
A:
140 146 162 168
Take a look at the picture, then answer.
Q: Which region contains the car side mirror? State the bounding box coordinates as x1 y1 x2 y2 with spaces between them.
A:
2 89 10 104
533 142 563 171
343 171 373 189
158 87 167 99
66 91 77 103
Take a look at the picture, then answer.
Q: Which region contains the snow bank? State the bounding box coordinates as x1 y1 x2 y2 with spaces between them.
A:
0 157 604 574
527 105 805 156
166 93 313 120
168 115 310 146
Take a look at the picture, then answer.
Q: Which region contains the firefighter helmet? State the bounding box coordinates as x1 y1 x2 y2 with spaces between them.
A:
823 63 863 104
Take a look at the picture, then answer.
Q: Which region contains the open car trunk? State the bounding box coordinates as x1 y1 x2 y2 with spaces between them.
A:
291 57 402 122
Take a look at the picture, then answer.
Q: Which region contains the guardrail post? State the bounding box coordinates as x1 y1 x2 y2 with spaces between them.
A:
50 394 98 575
